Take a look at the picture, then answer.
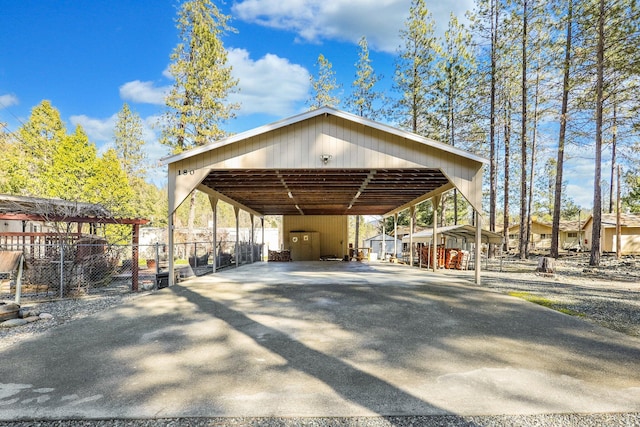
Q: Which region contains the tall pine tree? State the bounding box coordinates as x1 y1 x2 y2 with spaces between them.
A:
394 0 439 137
161 0 238 153
308 54 341 110
161 0 239 241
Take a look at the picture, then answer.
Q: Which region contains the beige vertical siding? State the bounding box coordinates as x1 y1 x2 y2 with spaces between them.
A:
168 115 484 215
282 215 349 258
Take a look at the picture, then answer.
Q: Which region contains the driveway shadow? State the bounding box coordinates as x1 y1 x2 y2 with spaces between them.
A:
169 284 449 417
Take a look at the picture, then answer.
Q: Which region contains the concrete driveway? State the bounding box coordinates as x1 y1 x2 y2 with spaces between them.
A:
1 261 640 420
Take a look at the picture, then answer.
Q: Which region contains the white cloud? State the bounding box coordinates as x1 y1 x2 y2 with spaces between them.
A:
70 112 161 147
565 183 594 210
70 114 118 143
232 0 475 52
564 153 596 209
228 48 310 116
119 80 170 105
70 112 169 185
0 93 19 109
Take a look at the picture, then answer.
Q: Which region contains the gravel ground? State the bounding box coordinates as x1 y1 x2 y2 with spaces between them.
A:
479 254 640 338
2 255 639 426
0 414 639 426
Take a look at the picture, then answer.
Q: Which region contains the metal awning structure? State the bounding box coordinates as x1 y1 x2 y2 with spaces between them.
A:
402 225 504 245
161 107 489 284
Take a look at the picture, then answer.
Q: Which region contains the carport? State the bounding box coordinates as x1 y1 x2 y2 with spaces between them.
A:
160 107 488 285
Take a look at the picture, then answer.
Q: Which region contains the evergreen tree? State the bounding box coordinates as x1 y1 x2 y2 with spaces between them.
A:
435 13 476 148
114 103 146 180
86 148 135 217
435 13 477 225
161 0 239 242
18 100 67 196
308 54 341 109
0 124 23 194
346 36 384 120
551 0 574 258
44 125 99 201
393 0 439 137
469 0 501 250
161 0 239 153
572 0 640 265
86 148 136 242
346 36 384 251
622 169 640 213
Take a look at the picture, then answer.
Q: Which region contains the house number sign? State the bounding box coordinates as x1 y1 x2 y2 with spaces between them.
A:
178 169 195 176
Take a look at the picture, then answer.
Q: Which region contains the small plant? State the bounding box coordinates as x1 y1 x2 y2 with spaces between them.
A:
508 292 584 317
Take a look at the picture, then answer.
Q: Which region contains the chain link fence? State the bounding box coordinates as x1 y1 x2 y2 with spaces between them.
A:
1 237 263 301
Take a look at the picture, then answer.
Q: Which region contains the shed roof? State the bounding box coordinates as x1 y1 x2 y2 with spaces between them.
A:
584 212 640 228
161 107 487 218
403 225 504 245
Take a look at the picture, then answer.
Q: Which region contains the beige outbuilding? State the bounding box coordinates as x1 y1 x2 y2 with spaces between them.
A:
160 106 488 285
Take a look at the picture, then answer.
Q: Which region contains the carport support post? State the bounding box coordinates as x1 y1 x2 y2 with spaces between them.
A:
234 206 240 267
475 211 482 285
409 206 415 266
432 195 441 272
168 213 175 286
394 213 398 258
209 196 218 273
250 214 255 263
261 217 265 261
382 228 386 260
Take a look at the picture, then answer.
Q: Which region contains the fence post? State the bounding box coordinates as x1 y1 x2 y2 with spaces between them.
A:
132 224 140 292
155 242 160 274
194 242 198 267
59 243 65 298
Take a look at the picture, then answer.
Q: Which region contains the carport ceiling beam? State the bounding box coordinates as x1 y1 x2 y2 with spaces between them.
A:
277 171 305 215
197 184 264 218
383 182 456 217
348 170 376 211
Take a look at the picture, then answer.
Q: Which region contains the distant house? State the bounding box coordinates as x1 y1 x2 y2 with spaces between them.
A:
504 213 640 255
583 212 640 255
506 219 584 253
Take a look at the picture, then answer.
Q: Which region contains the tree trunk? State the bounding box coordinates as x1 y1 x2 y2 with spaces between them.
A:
527 48 541 258
489 0 498 258
608 96 618 213
503 99 512 253
590 0 605 267
551 0 573 259
536 256 555 274
519 0 529 260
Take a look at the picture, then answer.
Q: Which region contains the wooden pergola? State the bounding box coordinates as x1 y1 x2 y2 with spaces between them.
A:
0 194 149 291
161 107 488 284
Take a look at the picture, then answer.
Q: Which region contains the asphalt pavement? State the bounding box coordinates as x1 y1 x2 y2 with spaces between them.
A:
1 261 639 420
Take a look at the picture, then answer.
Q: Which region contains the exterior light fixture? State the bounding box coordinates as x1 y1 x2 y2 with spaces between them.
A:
320 154 332 164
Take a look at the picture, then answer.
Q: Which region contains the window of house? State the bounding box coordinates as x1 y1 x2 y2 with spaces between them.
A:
568 232 577 238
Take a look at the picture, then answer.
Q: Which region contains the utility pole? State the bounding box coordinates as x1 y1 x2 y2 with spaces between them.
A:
616 165 621 259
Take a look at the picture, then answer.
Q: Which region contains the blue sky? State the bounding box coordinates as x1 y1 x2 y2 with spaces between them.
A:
0 0 598 209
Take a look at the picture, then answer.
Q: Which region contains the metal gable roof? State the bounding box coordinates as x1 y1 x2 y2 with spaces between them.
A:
163 107 486 218
160 106 489 166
